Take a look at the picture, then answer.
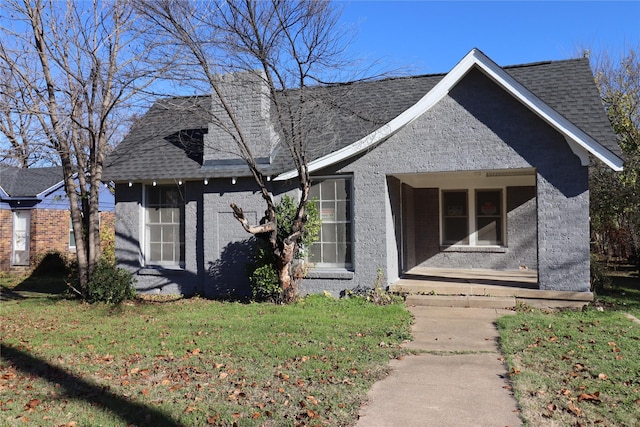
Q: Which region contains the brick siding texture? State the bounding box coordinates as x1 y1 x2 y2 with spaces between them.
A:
0 210 12 271
29 209 72 264
1 209 116 272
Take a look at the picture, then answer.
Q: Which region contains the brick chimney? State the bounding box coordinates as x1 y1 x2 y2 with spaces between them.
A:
203 70 276 166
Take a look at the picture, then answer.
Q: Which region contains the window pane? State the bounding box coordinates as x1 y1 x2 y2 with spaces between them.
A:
444 217 469 244
477 191 501 216
477 218 501 245
320 201 335 221
150 243 162 261
321 180 336 200
322 223 336 243
444 191 467 216
162 243 174 262
309 182 320 199
309 243 322 263
149 225 162 243
322 243 337 263
335 201 350 221
335 180 349 200
337 242 351 264
147 209 160 223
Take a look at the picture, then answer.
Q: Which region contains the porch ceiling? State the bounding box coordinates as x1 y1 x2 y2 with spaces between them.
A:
391 169 536 189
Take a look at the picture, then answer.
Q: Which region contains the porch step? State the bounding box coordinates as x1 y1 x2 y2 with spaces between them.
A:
391 278 593 309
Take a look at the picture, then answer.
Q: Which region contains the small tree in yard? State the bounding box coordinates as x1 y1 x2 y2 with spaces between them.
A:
0 0 164 296
136 0 356 302
590 45 640 271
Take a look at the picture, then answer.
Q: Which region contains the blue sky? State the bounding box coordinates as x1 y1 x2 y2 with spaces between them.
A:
338 1 640 75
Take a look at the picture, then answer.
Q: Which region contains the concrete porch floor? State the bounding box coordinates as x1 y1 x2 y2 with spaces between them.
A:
390 267 593 308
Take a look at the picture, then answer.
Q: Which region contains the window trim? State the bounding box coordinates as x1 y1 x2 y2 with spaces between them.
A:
440 187 506 247
141 183 186 269
308 175 354 269
68 216 76 250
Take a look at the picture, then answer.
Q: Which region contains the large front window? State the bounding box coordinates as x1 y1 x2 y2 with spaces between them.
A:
144 184 185 267
442 189 503 246
309 177 352 268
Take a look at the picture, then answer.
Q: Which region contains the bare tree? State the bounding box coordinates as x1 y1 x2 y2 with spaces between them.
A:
0 0 163 293
136 0 356 301
590 45 640 270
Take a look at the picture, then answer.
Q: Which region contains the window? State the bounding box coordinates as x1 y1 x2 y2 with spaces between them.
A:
475 190 502 245
144 184 185 267
442 191 469 245
441 189 503 246
69 217 76 249
309 177 352 268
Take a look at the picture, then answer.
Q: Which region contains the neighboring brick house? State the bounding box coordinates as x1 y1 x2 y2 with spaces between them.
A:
103 49 623 301
0 165 115 272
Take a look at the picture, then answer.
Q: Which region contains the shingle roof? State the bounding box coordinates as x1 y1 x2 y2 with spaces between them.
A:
103 56 619 182
0 164 64 198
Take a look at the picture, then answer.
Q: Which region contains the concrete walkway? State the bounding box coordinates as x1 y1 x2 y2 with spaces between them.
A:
356 306 522 427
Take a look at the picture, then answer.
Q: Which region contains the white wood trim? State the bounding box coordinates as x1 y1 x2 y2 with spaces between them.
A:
275 48 623 181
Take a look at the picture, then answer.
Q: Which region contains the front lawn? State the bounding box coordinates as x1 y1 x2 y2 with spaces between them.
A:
497 270 640 426
0 294 413 426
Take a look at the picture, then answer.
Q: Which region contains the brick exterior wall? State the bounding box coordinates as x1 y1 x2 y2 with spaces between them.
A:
0 209 116 272
29 209 72 262
0 210 12 271
114 67 593 296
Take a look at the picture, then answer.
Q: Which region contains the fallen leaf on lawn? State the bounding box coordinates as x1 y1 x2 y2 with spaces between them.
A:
24 399 40 410
207 415 219 424
559 388 571 396
607 341 616 347
184 406 196 413
219 372 228 379
252 412 261 419
130 368 139 375
190 348 200 355
598 373 608 380
213 362 224 369
578 392 601 402
547 402 556 412
568 402 582 416
141 388 149 396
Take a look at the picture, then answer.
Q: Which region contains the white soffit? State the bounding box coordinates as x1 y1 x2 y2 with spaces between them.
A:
275 48 623 181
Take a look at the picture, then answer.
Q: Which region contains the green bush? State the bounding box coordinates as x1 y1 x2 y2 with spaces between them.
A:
86 260 136 304
590 254 611 294
248 195 320 302
249 246 281 302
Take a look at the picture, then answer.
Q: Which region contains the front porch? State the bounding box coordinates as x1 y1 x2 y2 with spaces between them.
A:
389 267 593 309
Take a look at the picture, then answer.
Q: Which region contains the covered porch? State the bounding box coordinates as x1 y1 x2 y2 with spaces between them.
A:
389 267 593 308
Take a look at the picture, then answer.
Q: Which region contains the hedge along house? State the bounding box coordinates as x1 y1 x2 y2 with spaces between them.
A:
0 164 115 272
103 49 622 304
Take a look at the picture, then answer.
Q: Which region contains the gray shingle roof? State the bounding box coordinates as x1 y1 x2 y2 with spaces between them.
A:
0 164 64 198
103 57 618 182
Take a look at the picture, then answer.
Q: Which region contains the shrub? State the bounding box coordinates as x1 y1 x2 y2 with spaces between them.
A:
341 268 401 305
86 260 136 304
590 254 611 294
248 246 281 302
248 195 320 302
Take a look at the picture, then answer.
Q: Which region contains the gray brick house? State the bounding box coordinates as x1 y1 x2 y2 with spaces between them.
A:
103 49 622 299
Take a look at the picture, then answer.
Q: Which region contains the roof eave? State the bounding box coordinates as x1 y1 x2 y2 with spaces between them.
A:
275 48 623 181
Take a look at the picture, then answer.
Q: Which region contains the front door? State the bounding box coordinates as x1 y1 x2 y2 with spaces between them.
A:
12 210 30 266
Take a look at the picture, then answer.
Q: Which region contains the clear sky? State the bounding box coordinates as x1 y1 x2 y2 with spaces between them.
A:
337 1 640 75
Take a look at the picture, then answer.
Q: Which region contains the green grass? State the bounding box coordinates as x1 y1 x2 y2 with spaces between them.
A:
0 291 412 427
497 268 640 427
